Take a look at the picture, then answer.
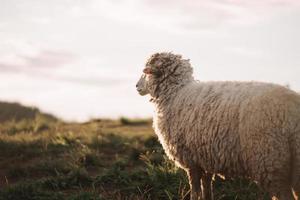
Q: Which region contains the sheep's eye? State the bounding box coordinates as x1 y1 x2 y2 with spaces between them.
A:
143 68 152 74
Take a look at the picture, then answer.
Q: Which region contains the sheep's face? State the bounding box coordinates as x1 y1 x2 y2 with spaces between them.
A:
136 52 193 97
136 74 150 96
136 54 166 96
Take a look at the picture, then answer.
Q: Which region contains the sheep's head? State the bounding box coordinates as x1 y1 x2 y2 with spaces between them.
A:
136 52 193 97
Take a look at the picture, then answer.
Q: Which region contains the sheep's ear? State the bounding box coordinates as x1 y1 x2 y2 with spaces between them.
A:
143 67 162 76
156 61 163 67
143 68 153 74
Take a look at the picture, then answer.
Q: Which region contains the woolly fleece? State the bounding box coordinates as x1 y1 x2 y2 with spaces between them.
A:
137 52 300 200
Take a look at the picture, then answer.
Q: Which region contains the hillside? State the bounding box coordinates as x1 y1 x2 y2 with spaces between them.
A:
0 101 57 122
0 103 268 200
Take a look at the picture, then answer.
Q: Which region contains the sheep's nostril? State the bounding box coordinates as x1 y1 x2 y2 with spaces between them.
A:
136 84 138 88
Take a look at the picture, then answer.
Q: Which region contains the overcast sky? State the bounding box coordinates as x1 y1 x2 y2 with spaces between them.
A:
0 0 300 121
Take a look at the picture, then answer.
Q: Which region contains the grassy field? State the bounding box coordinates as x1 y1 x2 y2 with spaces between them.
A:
0 109 268 200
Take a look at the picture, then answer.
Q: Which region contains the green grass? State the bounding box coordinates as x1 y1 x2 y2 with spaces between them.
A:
0 116 268 200
119 117 152 126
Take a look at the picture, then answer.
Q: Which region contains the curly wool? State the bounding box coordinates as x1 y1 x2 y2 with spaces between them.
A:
146 52 300 199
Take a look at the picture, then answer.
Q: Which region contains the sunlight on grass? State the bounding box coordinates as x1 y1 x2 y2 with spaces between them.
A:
0 117 268 200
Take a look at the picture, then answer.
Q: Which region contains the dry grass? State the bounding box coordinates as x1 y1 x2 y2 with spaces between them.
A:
0 116 267 200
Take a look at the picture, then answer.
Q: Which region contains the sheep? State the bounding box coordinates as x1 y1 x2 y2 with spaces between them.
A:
136 52 300 200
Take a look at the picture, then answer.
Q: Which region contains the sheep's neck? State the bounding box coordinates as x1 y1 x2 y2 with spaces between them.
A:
151 79 194 108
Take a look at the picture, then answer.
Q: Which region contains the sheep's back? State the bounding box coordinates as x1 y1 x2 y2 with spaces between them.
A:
238 84 300 179
154 81 300 177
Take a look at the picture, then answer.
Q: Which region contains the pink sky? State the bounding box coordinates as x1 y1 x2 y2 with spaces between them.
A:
0 0 300 121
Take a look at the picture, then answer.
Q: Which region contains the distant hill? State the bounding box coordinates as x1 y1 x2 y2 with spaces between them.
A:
0 101 57 122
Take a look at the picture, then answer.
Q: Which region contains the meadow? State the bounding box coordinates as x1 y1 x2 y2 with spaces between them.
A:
0 103 268 200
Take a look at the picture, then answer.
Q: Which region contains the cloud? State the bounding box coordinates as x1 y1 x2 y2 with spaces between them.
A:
0 63 18 72
221 0 300 6
51 75 128 87
146 0 300 27
3 0 299 35
63 0 299 33
0 49 75 73
21 50 75 69
0 49 129 87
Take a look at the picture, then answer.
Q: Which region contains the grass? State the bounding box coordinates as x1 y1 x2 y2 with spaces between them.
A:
119 117 152 126
0 116 268 200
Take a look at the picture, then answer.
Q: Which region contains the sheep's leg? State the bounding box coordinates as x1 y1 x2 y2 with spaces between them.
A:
262 170 294 199
291 134 300 200
201 173 214 200
187 168 202 200
292 188 299 200
292 165 300 200
292 182 300 200
270 187 294 200
265 174 294 200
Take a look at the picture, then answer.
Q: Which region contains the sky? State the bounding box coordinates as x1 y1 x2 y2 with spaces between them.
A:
0 0 300 121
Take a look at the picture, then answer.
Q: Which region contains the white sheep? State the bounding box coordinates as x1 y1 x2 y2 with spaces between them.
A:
136 52 300 200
